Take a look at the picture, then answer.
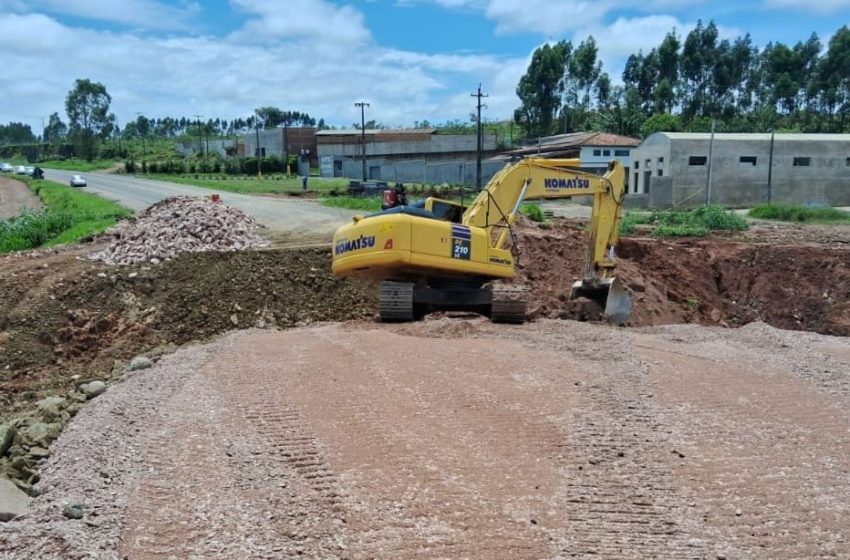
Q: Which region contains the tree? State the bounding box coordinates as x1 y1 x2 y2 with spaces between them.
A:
43 112 67 145
0 122 36 144
515 41 570 137
65 78 112 161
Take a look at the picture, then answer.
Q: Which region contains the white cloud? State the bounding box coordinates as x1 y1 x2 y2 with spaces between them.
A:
0 10 524 133
486 0 611 34
0 0 198 29
229 0 371 44
765 0 850 12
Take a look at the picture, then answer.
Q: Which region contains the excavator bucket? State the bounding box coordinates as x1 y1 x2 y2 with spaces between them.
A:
570 277 632 325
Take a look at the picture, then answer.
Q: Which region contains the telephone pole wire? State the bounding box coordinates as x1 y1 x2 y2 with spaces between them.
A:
471 84 488 190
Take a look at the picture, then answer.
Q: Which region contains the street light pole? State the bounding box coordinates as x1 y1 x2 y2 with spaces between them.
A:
254 111 263 178
355 101 370 181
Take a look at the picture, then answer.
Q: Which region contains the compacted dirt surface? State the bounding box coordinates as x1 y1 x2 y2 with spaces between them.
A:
1 210 849 559
2 319 849 559
0 177 42 219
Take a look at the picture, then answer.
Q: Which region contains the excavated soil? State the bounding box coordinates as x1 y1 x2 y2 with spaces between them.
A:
513 218 850 336
1 218 848 421
0 244 376 422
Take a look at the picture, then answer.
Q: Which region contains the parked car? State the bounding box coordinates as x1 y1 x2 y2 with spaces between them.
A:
0 163 12 172
24 166 35 176
70 174 87 187
13 165 27 175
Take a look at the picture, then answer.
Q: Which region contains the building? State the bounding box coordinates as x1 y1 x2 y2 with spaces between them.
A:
238 127 317 162
502 132 640 189
629 132 850 207
316 128 498 183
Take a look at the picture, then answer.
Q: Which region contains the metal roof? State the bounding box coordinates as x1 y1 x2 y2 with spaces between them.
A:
508 131 640 156
651 132 850 142
314 128 437 136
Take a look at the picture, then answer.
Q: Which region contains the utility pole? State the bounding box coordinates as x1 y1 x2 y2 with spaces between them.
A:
355 101 370 181
254 111 262 178
283 116 290 177
706 119 715 205
204 119 209 163
193 114 204 160
767 129 775 204
135 112 146 158
470 84 488 190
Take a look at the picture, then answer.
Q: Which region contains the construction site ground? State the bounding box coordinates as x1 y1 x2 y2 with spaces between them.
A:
1 213 849 559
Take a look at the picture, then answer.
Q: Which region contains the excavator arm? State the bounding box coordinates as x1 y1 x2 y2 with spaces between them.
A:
463 157 625 286
331 156 631 324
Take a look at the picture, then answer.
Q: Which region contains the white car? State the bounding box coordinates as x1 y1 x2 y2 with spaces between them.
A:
70 174 87 187
13 165 27 175
0 163 12 172
24 166 35 175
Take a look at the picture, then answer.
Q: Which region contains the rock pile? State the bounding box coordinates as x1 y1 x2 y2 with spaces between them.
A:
90 196 270 265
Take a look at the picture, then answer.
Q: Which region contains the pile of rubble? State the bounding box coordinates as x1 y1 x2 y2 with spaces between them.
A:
90 196 269 265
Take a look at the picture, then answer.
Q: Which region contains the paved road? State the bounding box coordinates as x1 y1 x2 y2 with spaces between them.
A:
43 169 352 236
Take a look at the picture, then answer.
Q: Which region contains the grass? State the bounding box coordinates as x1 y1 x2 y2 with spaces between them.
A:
619 206 748 238
520 203 546 223
0 178 131 253
144 173 350 195
6 158 119 172
749 203 850 223
320 196 384 212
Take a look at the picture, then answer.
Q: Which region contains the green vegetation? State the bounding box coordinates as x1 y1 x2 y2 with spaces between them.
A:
10 158 118 172
320 196 383 212
520 203 547 223
749 203 850 223
145 173 349 195
619 206 748 238
0 179 130 253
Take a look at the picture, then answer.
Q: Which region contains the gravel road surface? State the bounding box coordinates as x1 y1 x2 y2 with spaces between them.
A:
2 319 849 559
0 177 42 219
43 169 351 235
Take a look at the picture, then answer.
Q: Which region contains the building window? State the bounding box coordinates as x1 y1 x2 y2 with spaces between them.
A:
657 168 663 177
602 149 611 156
740 156 758 166
658 157 664 164
689 156 707 166
634 172 639 192
645 159 651 168
846 157 850 167
614 149 630 157
593 149 602 157
793 157 811 167
635 161 639 169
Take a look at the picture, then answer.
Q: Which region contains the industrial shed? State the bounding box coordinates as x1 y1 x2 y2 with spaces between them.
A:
629 132 850 208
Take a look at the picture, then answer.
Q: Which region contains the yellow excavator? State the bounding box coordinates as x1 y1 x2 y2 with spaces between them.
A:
331 157 631 324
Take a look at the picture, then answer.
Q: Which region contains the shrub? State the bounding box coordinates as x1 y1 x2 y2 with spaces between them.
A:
520 203 546 223
653 223 709 237
749 203 850 223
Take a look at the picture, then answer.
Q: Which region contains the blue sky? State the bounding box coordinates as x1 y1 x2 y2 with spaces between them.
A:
0 0 848 134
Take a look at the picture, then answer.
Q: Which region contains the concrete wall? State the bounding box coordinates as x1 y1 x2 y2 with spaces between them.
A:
318 134 497 159
174 139 235 158
340 158 506 186
631 134 850 207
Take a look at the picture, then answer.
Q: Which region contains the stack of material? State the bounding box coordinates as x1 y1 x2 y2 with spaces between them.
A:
90 196 269 265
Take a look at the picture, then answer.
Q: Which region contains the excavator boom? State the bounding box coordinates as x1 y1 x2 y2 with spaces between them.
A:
331 157 630 324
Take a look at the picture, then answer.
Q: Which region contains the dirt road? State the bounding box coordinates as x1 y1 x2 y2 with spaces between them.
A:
0 177 42 219
3 319 848 559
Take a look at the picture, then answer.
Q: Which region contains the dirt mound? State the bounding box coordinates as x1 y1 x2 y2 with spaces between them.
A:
90 196 269 264
512 218 850 336
0 246 376 415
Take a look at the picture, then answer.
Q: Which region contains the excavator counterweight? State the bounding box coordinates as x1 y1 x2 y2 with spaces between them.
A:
331 157 631 324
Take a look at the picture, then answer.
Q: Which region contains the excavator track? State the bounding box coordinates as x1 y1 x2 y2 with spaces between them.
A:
489 284 528 324
379 281 415 322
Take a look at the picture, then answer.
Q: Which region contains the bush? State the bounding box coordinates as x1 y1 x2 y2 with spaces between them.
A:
0 211 74 252
520 203 546 223
642 205 748 237
125 160 136 174
749 203 850 223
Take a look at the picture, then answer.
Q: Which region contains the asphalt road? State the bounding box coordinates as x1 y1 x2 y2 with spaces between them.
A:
43 169 352 236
